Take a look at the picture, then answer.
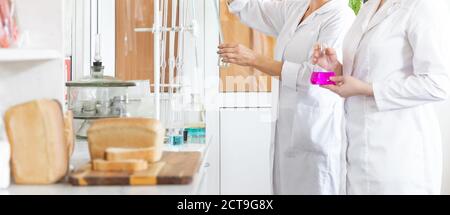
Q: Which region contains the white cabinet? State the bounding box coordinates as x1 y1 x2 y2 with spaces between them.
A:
220 108 272 195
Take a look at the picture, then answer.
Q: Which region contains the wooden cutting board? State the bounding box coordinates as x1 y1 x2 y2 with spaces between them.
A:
68 152 202 186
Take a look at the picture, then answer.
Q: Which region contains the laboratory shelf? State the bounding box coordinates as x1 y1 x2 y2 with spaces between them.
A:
0 49 62 62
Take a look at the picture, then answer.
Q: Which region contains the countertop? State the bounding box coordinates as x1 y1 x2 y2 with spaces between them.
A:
1 140 211 195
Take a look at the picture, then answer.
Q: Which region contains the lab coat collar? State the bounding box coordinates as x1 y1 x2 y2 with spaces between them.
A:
359 0 382 32
343 0 380 76
315 0 346 15
366 0 402 31
344 0 402 76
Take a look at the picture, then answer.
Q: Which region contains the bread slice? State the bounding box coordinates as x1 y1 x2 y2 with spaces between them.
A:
106 147 162 163
92 159 148 172
87 118 165 160
4 99 69 184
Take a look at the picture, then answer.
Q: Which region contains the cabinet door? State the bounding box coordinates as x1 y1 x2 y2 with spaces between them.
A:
220 108 272 195
115 0 154 81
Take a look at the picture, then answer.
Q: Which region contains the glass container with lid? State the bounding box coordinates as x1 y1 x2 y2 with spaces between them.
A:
66 55 136 119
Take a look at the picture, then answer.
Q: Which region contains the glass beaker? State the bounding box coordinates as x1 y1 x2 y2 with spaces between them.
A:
311 64 336 86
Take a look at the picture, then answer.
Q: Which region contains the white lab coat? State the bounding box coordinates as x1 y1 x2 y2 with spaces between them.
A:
229 0 354 194
343 0 450 194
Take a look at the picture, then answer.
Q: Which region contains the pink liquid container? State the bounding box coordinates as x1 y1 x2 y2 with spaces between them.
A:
310 71 336 85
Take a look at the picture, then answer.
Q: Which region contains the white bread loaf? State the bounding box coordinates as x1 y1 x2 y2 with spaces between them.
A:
92 159 148 172
4 100 72 184
106 147 162 163
64 111 75 157
87 118 165 160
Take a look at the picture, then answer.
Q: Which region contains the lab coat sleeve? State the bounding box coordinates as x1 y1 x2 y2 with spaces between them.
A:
228 0 296 36
372 0 450 112
281 11 354 89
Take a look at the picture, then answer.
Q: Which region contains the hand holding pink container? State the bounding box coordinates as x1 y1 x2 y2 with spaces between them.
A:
311 65 336 86
310 43 337 86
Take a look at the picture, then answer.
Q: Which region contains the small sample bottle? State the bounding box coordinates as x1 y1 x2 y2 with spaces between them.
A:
169 128 184 146
186 127 206 144
91 34 105 79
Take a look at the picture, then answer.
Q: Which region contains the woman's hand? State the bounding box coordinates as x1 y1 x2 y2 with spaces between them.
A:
218 43 283 77
218 43 260 67
321 76 374 98
312 44 343 76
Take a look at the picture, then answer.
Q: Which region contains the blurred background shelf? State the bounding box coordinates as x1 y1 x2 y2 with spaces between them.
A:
0 49 61 62
0 0 65 115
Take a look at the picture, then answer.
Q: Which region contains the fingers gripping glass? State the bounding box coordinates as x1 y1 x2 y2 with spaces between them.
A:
311 43 336 86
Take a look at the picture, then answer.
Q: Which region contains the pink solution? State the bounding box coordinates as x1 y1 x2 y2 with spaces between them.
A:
310 71 336 85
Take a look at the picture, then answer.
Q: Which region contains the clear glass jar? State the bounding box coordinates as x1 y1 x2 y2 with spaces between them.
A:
66 84 134 119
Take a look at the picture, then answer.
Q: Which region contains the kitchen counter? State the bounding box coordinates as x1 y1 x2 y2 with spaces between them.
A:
1 140 211 195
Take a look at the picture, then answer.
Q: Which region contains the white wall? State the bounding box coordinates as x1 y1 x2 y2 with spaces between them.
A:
92 0 115 77
436 102 450 194
71 0 115 79
72 0 91 80
64 0 74 57
437 0 450 195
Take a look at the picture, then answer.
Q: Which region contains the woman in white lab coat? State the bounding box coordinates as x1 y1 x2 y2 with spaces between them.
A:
313 0 450 194
218 0 354 194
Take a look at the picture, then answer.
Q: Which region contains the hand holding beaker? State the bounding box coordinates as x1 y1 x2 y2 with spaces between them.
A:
312 43 342 76
218 43 259 67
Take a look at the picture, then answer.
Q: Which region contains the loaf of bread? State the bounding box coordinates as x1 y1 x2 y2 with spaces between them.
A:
87 118 165 160
64 111 75 157
92 159 148 172
106 147 162 163
4 99 72 184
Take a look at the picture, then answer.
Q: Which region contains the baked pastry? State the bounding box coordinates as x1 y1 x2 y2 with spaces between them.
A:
4 99 72 184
